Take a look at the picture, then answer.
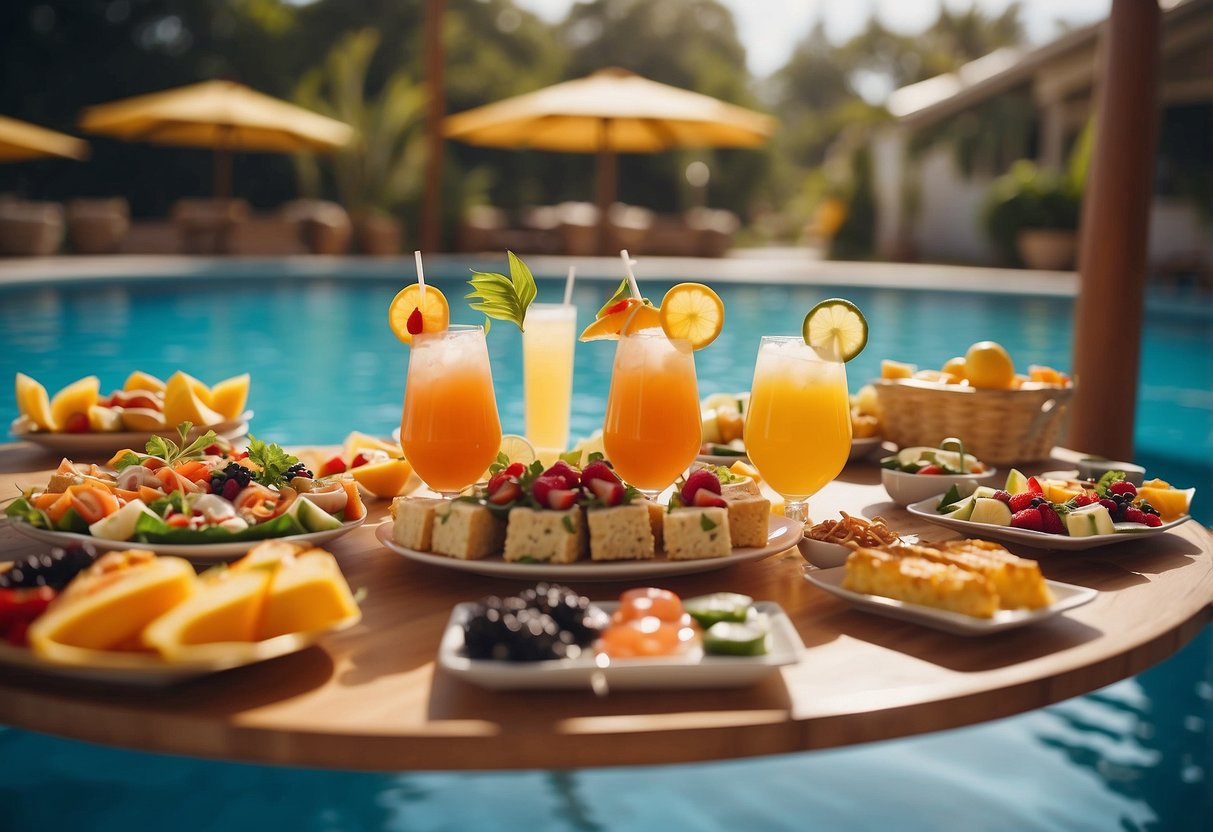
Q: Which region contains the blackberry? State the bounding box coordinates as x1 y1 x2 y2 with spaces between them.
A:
285 462 314 480
209 461 254 494
462 584 608 661
0 542 97 589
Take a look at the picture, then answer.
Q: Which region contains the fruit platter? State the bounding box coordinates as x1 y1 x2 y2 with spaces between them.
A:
907 468 1194 551
12 371 252 456
439 583 804 690
379 460 802 580
0 540 361 685
4 425 366 564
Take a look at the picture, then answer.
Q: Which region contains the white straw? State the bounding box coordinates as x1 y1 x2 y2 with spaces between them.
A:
562 265 576 306
619 250 641 299
414 250 426 300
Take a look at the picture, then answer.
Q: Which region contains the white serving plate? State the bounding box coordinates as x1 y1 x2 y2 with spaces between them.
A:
439 600 803 690
803 565 1097 636
10 413 252 457
905 496 1190 551
376 515 802 581
6 516 365 565
0 612 360 686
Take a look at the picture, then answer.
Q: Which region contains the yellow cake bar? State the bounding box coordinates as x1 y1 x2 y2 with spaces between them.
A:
903 540 1055 610
843 547 999 618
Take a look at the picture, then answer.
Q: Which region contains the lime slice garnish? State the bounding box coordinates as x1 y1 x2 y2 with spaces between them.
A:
803 298 868 362
498 434 536 465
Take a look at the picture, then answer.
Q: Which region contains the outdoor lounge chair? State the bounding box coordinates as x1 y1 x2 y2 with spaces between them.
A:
0 199 65 256
280 199 352 255
66 197 129 255
171 197 250 255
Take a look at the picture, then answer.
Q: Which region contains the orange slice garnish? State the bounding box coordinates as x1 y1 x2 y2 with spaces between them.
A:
389 285 449 345
659 283 724 350
578 298 661 341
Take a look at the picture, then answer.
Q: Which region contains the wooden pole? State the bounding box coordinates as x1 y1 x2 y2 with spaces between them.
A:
1067 0 1161 460
596 118 616 255
421 0 446 252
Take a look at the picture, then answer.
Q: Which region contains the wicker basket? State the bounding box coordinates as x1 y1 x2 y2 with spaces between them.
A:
874 379 1075 465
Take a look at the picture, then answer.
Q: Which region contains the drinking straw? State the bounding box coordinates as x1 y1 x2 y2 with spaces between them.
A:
414 250 426 300
619 250 642 299
562 265 576 306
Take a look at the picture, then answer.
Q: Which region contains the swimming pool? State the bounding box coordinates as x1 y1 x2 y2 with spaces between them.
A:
1 265 1210 830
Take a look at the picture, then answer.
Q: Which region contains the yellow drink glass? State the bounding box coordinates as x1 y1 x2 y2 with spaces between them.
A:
523 303 577 464
602 329 701 497
744 336 851 522
400 325 502 495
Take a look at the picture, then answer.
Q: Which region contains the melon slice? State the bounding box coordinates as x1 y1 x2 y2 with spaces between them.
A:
123 371 166 395
143 569 273 658
15 373 57 431
209 373 250 421
257 549 360 640
162 371 224 428
49 376 101 431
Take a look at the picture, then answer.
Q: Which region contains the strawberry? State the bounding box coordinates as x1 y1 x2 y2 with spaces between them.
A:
1072 491 1098 507
680 470 722 505
1108 481 1137 497
530 475 565 509
488 479 522 505
992 490 1012 504
587 477 625 507
1037 503 1065 535
915 464 943 476
319 455 347 476
580 461 619 487
1122 507 1147 524
692 487 728 508
486 470 515 495
1144 513 1162 527
350 453 370 469
503 462 526 478
546 488 579 511
63 412 90 433
1026 476 1044 496
1010 507 1044 531
1008 492 1036 513
542 461 581 490
603 298 631 315
406 306 424 335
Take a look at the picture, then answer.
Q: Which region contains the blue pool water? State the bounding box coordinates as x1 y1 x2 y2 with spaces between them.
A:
1 268 1210 830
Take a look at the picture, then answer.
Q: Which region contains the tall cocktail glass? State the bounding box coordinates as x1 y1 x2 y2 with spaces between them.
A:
400 324 502 496
744 336 851 523
602 328 701 498
523 302 577 465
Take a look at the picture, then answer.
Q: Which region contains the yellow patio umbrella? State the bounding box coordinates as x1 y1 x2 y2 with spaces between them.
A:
0 115 89 162
444 68 774 249
78 80 355 198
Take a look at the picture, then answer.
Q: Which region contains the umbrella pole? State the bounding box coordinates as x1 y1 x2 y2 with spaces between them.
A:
596 118 616 255
214 127 233 200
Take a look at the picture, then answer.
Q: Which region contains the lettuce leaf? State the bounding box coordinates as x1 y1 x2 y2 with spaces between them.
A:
131 511 308 544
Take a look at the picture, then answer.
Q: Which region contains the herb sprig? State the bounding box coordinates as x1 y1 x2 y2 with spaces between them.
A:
144 422 219 467
245 435 302 488
466 251 537 332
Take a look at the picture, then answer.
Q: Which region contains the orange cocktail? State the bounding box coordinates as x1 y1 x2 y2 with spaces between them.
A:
400 325 501 494
602 329 701 495
745 336 851 521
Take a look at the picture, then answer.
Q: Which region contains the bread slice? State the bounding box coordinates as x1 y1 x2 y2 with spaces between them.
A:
432 501 506 560
587 504 655 561
664 507 732 560
392 496 444 551
503 506 586 564
843 547 998 618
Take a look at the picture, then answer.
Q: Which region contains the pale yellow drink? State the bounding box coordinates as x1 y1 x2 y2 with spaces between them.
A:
523 303 577 463
745 336 851 521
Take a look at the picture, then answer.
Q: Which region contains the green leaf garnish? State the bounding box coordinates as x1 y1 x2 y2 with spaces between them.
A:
145 422 219 467
245 435 301 488
112 451 143 472
700 512 718 532
561 514 575 534
596 279 632 317
466 251 537 332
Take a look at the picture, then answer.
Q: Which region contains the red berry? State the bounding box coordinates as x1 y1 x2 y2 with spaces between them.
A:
503 462 526 478
1010 508 1044 532
63 412 90 433
1009 492 1036 513
691 487 728 508
580 461 619 487
604 299 631 315
680 470 722 505
588 477 625 507
486 470 514 495
1144 513 1162 527
542 461 581 490
406 306 424 335
1037 504 1065 535
1026 476 1044 496
546 488 579 511
915 464 943 476
319 455 347 476
992 490 1011 504
1073 492 1097 507
351 453 370 469
488 480 522 505
1108 481 1137 497
1099 498 1118 513
1122 507 1147 525
529 475 564 508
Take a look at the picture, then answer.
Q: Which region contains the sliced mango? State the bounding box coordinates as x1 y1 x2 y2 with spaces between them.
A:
15 372 57 431
1138 480 1194 522
257 549 360 640
163 371 224 427
143 569 273 656
350 458 417 498
209 373 250 421
49 376 101 431
123 371 166 395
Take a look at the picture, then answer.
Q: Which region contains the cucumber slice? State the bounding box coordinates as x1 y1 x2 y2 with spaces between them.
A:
286 497 343 532
703 620 768 656
684 592 753 628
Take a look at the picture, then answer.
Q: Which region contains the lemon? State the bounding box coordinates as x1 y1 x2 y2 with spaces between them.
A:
15 373 57 431
963 341 1016 389
389 284 449 345
802 298 867 362
659 283 724 350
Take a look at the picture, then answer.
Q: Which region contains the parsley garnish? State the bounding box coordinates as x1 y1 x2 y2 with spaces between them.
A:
466 251 537 332
145 422 218 467
245 435 301 487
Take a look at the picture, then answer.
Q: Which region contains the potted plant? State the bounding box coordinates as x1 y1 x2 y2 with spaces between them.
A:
983 159 1082 269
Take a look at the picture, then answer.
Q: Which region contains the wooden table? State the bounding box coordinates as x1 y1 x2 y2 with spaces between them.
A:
1 442 1210 771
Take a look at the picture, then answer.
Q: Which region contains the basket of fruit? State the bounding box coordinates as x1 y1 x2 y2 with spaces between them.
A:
873 341 1075 465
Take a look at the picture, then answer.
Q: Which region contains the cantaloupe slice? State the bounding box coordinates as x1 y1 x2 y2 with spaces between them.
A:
208 373 250 421
162 371 224 428
350 458 417 498
49 376 100 431
15 373 57 431
28 551 196 656
123 371 166 395
143 569 273 658
257 549 360 640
